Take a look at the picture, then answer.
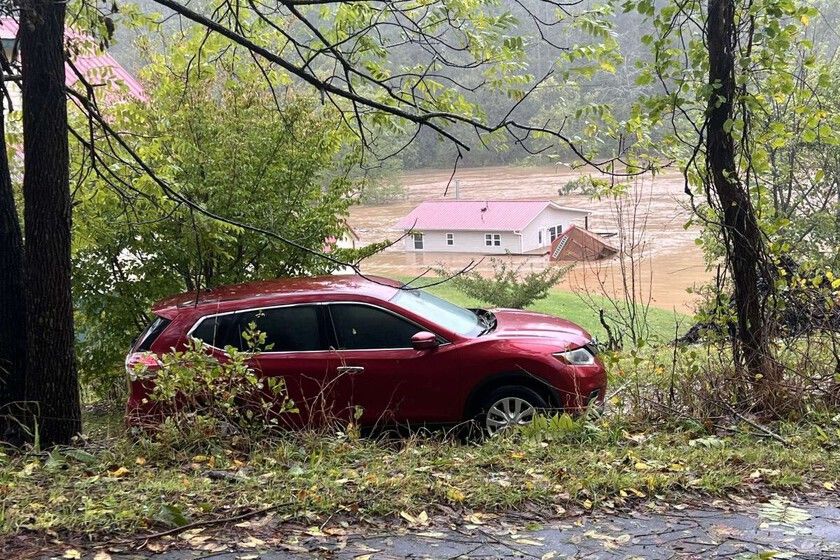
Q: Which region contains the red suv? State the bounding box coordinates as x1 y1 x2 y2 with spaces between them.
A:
126 275 606 435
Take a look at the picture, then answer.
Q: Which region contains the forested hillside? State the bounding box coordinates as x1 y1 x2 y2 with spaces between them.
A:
106 0 839 169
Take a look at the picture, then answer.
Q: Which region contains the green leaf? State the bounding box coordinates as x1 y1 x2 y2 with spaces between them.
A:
63 449 97 465
154 504 190 528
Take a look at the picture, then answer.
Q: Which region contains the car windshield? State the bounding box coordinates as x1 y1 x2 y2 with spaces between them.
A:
390 288 484 337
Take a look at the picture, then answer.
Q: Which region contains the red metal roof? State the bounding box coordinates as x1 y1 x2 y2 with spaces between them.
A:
394 199 589 232
0 17 144 100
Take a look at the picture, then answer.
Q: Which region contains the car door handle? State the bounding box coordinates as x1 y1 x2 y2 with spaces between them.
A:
337 366 365 375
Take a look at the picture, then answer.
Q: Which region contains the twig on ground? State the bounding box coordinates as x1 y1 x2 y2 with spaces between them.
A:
721 402 789 446
128 501 295 545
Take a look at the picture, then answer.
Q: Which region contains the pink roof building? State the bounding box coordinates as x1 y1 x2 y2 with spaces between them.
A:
394 199 591 255
1 17 144 107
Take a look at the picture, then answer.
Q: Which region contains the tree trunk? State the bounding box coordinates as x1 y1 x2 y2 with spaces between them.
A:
706 0 781 409
0 78 28 445
20 0 82 445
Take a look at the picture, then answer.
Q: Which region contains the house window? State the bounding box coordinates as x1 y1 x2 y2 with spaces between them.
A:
485 233 501 247
538 230 543 245
446 233 454 246
548 225 563 242
413 233 424 250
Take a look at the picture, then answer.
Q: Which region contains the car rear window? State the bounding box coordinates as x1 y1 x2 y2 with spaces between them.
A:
239 306 326 352
134 316 172 352
191 305 327 352
190 314 241 349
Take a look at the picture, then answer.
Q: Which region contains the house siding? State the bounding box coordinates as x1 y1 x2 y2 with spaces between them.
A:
520 208 589 253
404 230 521 254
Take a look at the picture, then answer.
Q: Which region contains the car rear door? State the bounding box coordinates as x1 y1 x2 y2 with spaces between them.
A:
324 302 460 427
242 304 350 428
191 304 347 428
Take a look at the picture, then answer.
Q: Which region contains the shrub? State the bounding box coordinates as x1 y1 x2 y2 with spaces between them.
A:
146 324 296 448
441 259 571 309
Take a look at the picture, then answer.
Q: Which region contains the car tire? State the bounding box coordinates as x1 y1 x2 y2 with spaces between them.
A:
477 385 547 438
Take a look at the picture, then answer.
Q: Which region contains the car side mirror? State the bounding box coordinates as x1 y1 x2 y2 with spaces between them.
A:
411 331 438 351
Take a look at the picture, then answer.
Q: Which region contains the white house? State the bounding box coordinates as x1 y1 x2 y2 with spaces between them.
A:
394 199 591 254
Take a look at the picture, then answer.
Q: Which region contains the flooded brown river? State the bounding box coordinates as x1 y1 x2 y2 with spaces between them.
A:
349 166 713 313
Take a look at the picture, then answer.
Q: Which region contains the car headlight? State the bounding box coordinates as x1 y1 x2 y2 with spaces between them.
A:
553 346 596 365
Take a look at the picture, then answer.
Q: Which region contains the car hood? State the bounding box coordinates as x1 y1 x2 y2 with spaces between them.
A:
489 308 592 348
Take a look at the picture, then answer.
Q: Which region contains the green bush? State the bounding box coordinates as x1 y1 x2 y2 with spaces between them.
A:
441 259 571 309
141 325 296 448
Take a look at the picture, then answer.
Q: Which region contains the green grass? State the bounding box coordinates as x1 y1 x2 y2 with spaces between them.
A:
0 411 836 539
403 278 686 342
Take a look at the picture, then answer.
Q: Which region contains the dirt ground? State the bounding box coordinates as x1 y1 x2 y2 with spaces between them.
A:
350 165 713 313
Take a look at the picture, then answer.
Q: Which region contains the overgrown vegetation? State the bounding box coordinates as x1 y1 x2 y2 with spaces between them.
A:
71 32 369 397
1 404 836 539
140 328 295 447
435 260 571 310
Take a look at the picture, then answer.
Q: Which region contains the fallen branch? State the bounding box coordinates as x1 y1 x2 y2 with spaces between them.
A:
129 501 295 545
721 402 789 446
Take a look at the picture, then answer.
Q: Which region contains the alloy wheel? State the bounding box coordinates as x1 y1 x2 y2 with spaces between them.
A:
485 396 536 436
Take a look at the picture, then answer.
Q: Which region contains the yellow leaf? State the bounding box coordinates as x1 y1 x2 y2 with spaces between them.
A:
108 466 130 478
93 552 112 560
583 499 593 509
465 512 487 525
192 455 210 463
510 451 526 459
824 481 835 491
237 536 266 548
634 462 651 471
135 457 147 466
514 538 543 546
400 511 417 524
63 550 82 560
447 487 466 502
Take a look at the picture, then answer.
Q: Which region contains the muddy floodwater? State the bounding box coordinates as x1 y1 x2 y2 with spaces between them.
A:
350 165 714 313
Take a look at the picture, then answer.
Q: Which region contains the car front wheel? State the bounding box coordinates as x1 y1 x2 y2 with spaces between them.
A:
479 386 547 437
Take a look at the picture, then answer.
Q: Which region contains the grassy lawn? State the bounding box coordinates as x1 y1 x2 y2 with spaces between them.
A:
402 277 686 342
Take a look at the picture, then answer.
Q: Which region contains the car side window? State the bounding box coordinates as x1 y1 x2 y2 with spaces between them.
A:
192 305 326 352
329 304 423 350
238 305 326 352
191 314 241 349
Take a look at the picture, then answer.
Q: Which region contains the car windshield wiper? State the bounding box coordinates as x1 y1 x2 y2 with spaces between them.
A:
474 309 497 336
